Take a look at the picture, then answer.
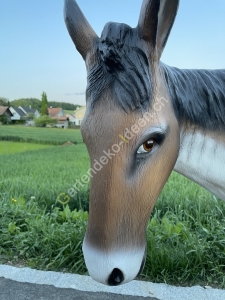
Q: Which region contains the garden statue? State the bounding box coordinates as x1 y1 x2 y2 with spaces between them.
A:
64 0 225 286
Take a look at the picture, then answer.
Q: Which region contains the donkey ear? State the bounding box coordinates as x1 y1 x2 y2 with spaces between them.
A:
64 0 99 60
138 0 179 59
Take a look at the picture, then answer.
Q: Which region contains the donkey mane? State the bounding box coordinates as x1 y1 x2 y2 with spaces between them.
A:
87 22 225 131
163 64 225 131
86 22 152 112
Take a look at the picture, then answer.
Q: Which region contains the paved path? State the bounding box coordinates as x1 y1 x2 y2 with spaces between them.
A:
0 278 157 300
0 265 225 300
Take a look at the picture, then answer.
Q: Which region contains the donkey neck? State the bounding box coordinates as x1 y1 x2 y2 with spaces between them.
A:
174 124 225 201
162 63 225 200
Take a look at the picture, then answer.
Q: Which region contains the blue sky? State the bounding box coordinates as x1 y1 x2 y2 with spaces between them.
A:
0 0 224 106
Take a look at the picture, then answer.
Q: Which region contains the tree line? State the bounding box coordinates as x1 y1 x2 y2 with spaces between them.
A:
1 96 81 111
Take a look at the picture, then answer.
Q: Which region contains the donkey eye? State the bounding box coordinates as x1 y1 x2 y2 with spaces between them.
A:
137 139 155 154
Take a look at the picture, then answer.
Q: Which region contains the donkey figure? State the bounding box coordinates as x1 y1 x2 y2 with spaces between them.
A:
64 0 225 286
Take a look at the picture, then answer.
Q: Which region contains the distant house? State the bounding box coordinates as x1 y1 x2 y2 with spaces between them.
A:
74 106 86 125
9 107 27 121
48 107 64 118
0 106 13 123
19 106 40 119
48 107 68 128
9 106 40 125
54 116 69 128
65 113 76 125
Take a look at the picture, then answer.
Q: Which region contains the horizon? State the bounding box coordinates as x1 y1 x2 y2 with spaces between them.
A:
0 97 82 111
1 0 225 106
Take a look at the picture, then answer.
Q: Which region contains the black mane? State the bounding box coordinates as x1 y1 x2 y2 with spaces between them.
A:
86 23 225 131
163 64 225 131
86 22 152 111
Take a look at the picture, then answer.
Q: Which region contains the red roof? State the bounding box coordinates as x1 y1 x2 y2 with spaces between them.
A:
0 106 10 116
48 108 62 118
56 116 68 121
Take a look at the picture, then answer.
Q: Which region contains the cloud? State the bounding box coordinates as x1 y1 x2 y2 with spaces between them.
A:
65 92 85 96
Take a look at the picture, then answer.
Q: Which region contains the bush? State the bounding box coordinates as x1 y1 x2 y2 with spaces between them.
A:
11 120 26 125
34 116 57 127
0 115 8 125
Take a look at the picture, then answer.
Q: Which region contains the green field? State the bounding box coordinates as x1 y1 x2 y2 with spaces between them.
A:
0 125 225 287
0 125 83 145
0 143 90 211
0 141 53 155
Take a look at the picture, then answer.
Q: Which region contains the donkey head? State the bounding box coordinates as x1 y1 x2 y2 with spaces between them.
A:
64 0 180 285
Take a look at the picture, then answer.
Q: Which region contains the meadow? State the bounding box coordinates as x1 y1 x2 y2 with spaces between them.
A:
0 143 90 211
0 141 52 155
0 125 225 287
0 125 83 145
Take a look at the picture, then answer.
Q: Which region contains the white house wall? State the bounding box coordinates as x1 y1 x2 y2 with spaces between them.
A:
9 108 21 120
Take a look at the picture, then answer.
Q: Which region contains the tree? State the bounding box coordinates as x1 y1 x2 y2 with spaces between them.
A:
0 97 8 106
40 92 49 116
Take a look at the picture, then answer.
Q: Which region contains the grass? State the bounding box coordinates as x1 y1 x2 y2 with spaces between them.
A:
143 177 225 287
0 141 53 155
0 143 90 211
1 173 225 287
0 126 225 287
0 195 88 274
0 125 83 145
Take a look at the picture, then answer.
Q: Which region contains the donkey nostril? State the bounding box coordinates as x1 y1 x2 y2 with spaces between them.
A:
107 268 124 286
